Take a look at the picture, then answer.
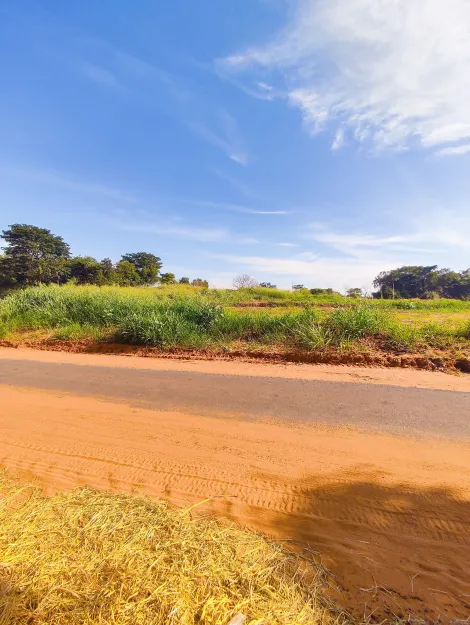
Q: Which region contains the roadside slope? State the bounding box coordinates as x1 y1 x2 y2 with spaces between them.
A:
2 346 470 391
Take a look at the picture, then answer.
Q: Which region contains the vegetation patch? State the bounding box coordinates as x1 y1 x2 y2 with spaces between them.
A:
0 473 343 625
1 285 469 369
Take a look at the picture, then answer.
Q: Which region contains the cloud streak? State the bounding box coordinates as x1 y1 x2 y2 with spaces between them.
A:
79 39 248 164
0 164 137 203
221 0 470 154
173 198 289 215
213 253 393 290
117 222 227 243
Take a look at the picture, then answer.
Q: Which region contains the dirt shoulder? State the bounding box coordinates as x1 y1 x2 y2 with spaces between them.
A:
1 345 469 392
1 385 469 622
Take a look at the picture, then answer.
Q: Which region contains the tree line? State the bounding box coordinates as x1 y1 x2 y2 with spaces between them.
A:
2 224 469 299
0 224 208 288
373 265 470 300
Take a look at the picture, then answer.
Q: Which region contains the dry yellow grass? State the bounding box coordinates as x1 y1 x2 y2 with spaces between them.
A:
0 473 345 625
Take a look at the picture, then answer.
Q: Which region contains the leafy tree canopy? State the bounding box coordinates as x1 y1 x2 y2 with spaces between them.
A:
69 257 105 286
347 288 364 298
115 260 141 286
373 266 470 299
310 288 337 296
160 272 176 285
1 224 71 286
191 278 209 288
121 252 162 285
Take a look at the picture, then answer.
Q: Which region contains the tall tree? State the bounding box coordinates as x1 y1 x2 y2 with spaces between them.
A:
191 278 209 288
115 260 141 286
160 272 176 285
120 252 162 285
346 288 364 298
99 258 116 284
373 266 438 299
1 224 70 286
68 256 104 285
233 274 258 289
179 277 190 284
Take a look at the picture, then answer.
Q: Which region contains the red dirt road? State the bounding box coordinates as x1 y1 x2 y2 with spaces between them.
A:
1 348 470 622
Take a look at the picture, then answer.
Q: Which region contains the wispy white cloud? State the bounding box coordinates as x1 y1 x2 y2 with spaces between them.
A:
213 253 392 291
211 168 260 200
221 0 470 153
236 236 260 245
175 198 289 215
189 114 248 165
207 210 470 290
0 163 137 203
78 63 121 90
115 222 264 245
117 222 227 243
435 143 470 157
78 39 248 164
275 242 298 247
308 215 470 257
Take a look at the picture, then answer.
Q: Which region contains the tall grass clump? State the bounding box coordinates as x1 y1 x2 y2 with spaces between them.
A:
326 306 386 343
0 473 343 625
214 309 307 344
0 286 224 347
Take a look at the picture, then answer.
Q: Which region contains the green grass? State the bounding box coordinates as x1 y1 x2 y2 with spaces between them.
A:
1 284 469 355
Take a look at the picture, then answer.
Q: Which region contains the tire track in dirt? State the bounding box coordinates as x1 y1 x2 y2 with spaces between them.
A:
4 439 469 546
1 385 470 622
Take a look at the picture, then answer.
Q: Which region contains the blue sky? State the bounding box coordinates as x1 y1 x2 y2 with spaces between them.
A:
1 0 470 291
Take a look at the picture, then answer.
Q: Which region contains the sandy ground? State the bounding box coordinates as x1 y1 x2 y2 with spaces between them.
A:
1 346 470 391
1 380 470 622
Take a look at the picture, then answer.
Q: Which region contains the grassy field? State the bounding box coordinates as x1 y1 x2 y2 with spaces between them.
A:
0 285 469 364
0 472 344 625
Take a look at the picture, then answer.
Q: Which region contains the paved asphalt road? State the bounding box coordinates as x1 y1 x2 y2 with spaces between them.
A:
1 356 470 439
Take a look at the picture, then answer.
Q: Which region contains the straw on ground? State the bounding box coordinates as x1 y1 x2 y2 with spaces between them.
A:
0 473 346 625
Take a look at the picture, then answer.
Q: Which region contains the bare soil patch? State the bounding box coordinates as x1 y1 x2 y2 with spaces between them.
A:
1 385 469 623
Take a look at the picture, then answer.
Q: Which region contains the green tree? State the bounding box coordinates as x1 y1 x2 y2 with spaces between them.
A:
68 257 104 285
373 266 438 299
179 276 190 284
1 224 71 286
99 258 116 284
120 252 162 285
160 272 176 285
346 288 364 298
115 260 141 286
310 288 337 295
435 269 470 299
191 278 209 288
0 255 15 287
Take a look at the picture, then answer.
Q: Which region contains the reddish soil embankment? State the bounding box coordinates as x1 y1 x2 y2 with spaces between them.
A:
2 337 470 372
